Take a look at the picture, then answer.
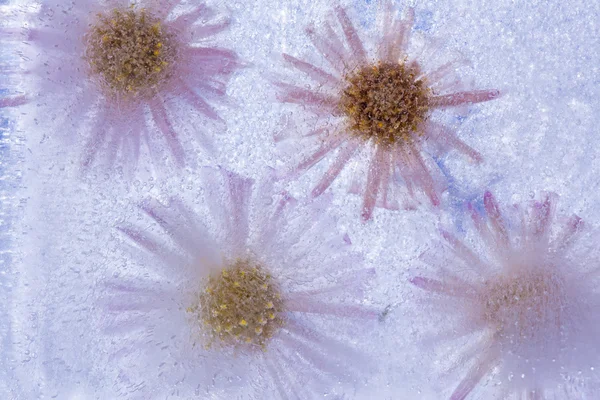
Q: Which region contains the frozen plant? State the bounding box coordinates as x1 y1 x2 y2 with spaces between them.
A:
274 1 499 221
101 168 379 398
11 0 240 170
411 191 600 399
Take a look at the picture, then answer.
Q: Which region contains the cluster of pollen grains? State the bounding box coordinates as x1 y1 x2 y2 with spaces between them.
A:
84 6 177 96
482 270 565 342
189 259 285 350
339 61 431 146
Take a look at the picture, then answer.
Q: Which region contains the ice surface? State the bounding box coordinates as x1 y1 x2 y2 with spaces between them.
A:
1 0 600 398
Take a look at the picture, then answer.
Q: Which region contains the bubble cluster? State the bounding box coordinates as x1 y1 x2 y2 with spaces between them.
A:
339 62 431 146
189 259 285 350
84 6 177 96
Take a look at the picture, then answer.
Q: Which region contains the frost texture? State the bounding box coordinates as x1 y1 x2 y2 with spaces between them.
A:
101 168 379 398
411 192 600 399
10 0 240 171
274 1 498 221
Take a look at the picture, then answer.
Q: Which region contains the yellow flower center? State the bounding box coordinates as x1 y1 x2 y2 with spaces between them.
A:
189 259 285 350
84 6 177 96
340 62 431 146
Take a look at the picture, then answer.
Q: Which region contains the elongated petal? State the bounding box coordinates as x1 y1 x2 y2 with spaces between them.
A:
429 90 500 108
335 6 367 64
361 145 388 221
148 99 186 166
0 95 27 108
311 139 360 197
282 53 340 86
450 353 496 400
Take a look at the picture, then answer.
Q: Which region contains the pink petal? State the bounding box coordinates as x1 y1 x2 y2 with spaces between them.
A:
429 89 500 108
311 139 361 197
274 81 339 111
422 61 455 87
406 142 441 206
184 47 240 76
361 145 387 221
483 191 510 246
380 7 414 62
305 26 348 74
395 7 415 57
186 46 237 61
378 0 394 45
440 229 489 272
450 353 496 400
289 268 376 299
410 276 475 298
285 135 347 179
376 149 394 209
223 170 253 251
256 191 296 251
531 192 557 239
140 198 204 256
117 226 184 270
283 319 371 373
202 168 253 253
425 122 482 162
148 99 186 166
169 3 211 31
263 358 294 400
175 78 221 120
393 150 416 196
278 333 358 378
81 108 110 169
105 301 161 313
189 19 231 40
282 53 340 86
286 296 379 319
105 131 120 167
335 6 367 64
102 315 148 335
150 0 180 19
128 116 142 166
0 95 27 108
553 215 583 251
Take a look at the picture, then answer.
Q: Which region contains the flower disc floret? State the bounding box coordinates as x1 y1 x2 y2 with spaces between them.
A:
85 6 177 96
340 62 430 145
483 270 565 343
191 259 285 350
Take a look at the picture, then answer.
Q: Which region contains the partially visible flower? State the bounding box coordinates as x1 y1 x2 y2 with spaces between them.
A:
274 1 499 221
101 168 379 398
410 191 600 399
15 0 240 170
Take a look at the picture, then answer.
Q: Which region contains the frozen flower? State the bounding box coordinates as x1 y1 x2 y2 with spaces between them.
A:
101 168 379 398
14 0 240 170
410 191 600 399
274 1 499 221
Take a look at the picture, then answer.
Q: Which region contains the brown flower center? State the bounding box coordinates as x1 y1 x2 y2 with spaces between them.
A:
189 259 285 350
483 271 565 342
84 6 177 96
340 62 430 145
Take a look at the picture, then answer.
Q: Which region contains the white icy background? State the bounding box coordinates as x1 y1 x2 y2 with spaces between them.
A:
1 0 600 398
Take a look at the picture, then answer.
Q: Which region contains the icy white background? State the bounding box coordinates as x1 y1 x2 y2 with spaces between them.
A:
1 0 599 398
